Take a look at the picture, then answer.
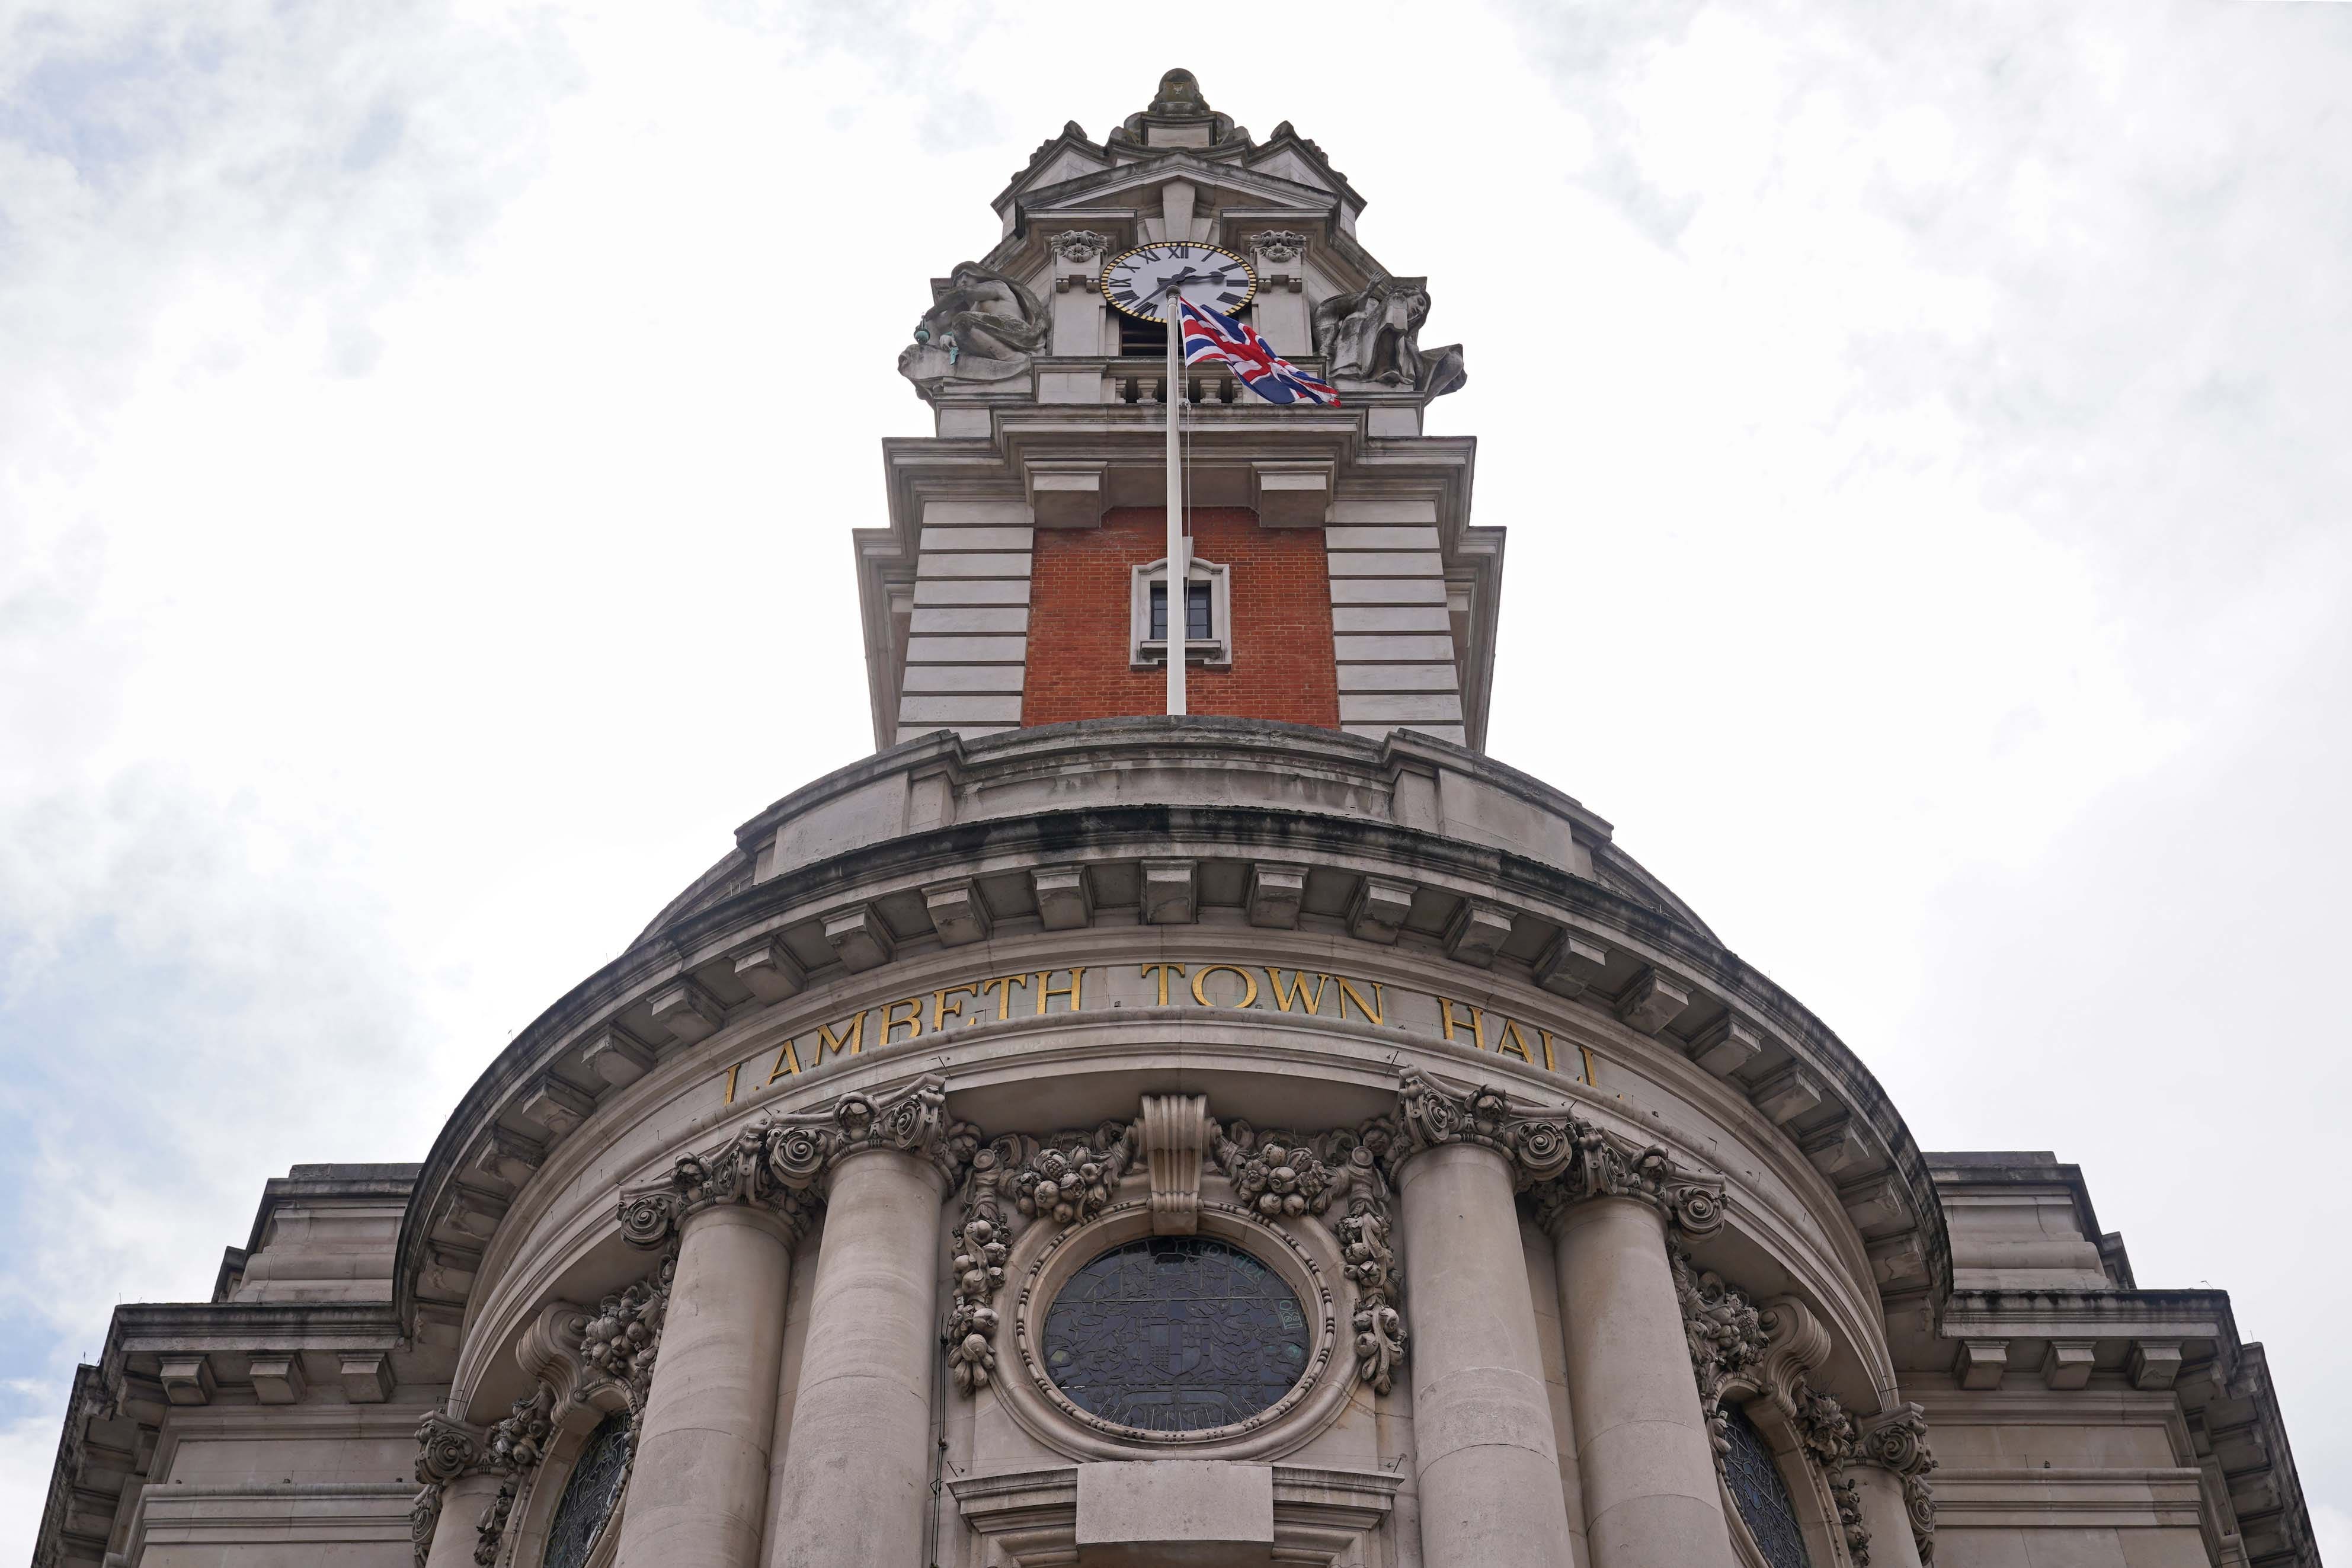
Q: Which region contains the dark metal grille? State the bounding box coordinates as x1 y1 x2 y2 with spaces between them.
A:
542 1413 631 1568
1722 1402 1813 1568
1041 1237 1310 1433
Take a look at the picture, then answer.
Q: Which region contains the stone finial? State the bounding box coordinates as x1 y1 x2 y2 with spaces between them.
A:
1148 67 1210 116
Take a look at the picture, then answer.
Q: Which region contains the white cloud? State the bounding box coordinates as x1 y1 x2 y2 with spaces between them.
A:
3 0 2347 1554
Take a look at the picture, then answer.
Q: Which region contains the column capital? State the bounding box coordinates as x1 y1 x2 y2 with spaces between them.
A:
618 1073 977 1249
1389 1068 1727 1240
1857 1403 1940 1563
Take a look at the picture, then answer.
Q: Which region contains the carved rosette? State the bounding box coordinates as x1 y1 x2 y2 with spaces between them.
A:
1859 1404 1939 1564
619 1075 974 1250
1048 229 1112 262
1247 229 1308 263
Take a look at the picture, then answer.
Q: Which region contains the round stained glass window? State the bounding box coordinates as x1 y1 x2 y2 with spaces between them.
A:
1041 1236 1311 1433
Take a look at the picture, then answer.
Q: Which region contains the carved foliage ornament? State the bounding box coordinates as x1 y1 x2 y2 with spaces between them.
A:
946 1121 1140 1395
1213 1119 1404 1396
619 1075 975 1252
581 1254 673 1418
1048 229 1112 263
1248 230 1308 263
1684 1275 1938 1567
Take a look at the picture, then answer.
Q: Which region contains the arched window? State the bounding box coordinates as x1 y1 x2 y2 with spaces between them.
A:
1721 1402 1812 1568
542 1412 631 1568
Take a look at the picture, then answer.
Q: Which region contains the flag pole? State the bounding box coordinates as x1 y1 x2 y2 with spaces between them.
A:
1164 275 1186 718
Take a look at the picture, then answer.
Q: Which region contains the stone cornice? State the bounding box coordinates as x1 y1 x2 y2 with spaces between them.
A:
396 725 1947 1364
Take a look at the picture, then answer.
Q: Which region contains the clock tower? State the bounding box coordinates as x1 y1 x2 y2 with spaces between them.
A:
863 69 1495 751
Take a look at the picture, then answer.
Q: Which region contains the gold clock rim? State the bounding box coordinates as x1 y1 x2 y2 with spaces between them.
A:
1098 242 1259 322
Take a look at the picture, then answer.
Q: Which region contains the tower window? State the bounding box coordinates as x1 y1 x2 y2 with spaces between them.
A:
1148 580 1213 642
1131 555 1231 667
1119 315 1168 357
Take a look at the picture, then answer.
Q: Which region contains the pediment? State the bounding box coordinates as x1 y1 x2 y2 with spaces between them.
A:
1018 153 1339 222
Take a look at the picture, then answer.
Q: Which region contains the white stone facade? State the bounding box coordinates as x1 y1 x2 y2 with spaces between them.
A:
36 70 2321 1568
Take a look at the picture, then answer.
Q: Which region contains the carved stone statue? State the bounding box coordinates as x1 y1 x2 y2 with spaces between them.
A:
1311 277 1467 398
897 262 1049 388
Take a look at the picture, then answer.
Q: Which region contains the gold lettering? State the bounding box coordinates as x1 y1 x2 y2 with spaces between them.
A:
1538 1028 1559 1074
979 974 1021 1021
1140 962 1184 1006
882 996 923 1045
811 1010 866 1064
1190 964 1259 1009
1335 975 1384 1025
1579 1043 1598 1086
723 1060 745 1105
763 1039 804 1085
1036 967 1086 1015
933 983 978 1033
1494 1018 1535 1063
1263 968 1330 1014
1436 996 1485 1049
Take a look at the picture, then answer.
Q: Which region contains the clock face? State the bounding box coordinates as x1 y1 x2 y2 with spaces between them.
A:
1100 242 1257 322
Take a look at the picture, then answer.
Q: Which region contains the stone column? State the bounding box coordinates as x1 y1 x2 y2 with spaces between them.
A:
1550 1196 1733 1568
420 1471 505 1568
1851 1406 1936 1568
1849 1467 1925 1568
764 1144 950 1568
1394 1140 1576 1568
612 1202 798 1568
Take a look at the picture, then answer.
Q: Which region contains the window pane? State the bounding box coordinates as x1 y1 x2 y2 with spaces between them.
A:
1149 582 1167 641
1186 582 1212 640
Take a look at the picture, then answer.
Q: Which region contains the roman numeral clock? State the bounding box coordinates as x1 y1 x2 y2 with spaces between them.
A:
1101 241 1258 320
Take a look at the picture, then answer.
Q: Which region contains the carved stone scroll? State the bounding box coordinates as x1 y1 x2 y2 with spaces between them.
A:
1672 1252 1767 1460
1048 229 1112 263
1142 1093 1210 1234
1859 1404 1940 1563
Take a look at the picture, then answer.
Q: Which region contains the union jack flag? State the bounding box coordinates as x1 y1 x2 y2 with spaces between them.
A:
1177 297 1340 407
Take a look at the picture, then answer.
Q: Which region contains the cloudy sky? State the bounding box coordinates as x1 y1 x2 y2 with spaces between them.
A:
2 0 2347 1552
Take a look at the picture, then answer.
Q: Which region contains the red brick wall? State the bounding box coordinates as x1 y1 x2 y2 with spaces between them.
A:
1022 507 1340 729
